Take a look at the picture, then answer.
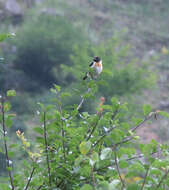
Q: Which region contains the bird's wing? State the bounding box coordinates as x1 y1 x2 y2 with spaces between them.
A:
89 61 94 67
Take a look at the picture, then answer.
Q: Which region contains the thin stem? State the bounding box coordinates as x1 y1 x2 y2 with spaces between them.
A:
115 112 156 147
77 88 91 111
61 120 66 162
86 115 101 141
131 112 155 133
156 169 169 189
36 183 44 190
140 167 149 190
114 136 133 147
24 167 36 190
126 152 157 162
58 104 66 162
91 167 96 189
92 125 116 148
114 150 125 189
1 98 15 190
43 111 51 186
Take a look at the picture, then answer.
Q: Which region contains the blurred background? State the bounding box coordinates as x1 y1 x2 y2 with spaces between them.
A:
0 0 169 176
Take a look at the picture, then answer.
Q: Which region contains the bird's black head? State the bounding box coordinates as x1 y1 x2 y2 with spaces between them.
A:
93 56 101 62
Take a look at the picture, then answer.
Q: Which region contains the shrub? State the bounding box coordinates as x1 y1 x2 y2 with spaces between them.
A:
6 14 85 92
0 83 168 190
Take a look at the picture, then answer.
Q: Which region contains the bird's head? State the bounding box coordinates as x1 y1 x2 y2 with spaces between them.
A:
93 56 101 62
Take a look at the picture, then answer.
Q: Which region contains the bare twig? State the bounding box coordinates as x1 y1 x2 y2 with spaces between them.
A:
126 151 157 162
1 98 15 190
156 169 169 189
131 112 155 133
114 112 156 147
43 111 51 186
77 88 91 111
36 184 43 190
140 167 149 190
24 167 36 190
114 151 125 189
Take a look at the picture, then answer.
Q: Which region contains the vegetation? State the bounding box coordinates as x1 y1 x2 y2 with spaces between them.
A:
0 0 169 189
0 79 169 190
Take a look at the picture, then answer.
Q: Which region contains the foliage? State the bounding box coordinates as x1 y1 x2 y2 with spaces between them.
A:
0 82 169 190
3 14 85 92
62 37 155 114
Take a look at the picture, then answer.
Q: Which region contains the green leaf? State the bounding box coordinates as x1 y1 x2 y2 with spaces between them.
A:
118 147 136 158
33 127 43 135
36 137 44 144
97 181 109 190
8 151 14 158
75 155 85 166
102 105 112 111
109 180 120 190
90 152 99 166
80 165 91 177
53 84 61 92
127 184 140 190
80 184 93 190
0 183 10 190
5 117 12 128
79 141 91 155
0 33 15 42
4 102 11 112
128 162 145 173
7 90 16 97
100 148 112 160
119 160 129 168
61 92 71 99
159 111 169 118
9 144 18 149
143 104 152 116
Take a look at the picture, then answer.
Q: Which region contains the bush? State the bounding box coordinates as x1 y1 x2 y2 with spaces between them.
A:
0 84 169 190
6 14 85 92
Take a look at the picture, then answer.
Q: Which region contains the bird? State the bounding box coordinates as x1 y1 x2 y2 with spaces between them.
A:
83 56 103 80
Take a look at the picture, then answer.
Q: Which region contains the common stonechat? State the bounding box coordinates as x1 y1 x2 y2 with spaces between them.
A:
83 56 103 80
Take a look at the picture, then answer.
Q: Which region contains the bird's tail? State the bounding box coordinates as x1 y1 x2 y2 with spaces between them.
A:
83 73 88 80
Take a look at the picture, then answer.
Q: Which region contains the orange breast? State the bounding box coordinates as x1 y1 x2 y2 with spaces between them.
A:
95 62 102 67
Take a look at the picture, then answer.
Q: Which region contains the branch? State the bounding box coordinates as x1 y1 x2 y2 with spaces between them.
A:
24 167 36 190
140 167 149 190
131 112 155 133
1 98 15 190
36 183 44 190
86 115 101 141
58 103 66 162
114 112 156 147
91 107 118 148
114 151 125 189
61 120 66 162
92 125 116 148
95 152 157 172
43 111 51 186
77 88 91 111
126 151 157 162
91 167 96 189
156 169 169 189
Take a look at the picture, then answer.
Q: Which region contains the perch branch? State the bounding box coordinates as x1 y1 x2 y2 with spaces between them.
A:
24 167 36 190
43 111 51 186
114 150 125 189
1 98 15 190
